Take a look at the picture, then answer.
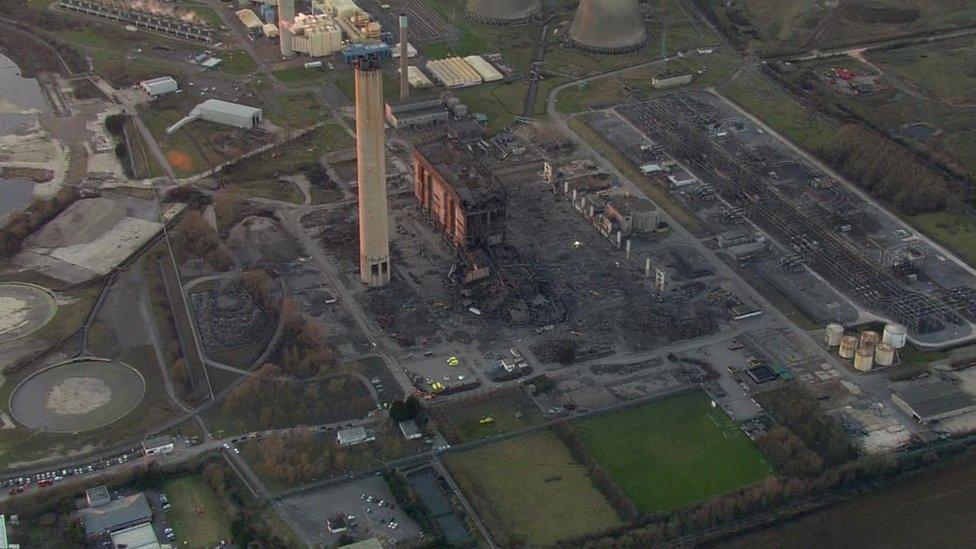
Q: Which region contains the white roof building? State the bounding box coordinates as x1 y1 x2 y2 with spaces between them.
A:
463 56 503 82
166 99 263 134
337 426 373 446
110 523 160 549
140 76 178 97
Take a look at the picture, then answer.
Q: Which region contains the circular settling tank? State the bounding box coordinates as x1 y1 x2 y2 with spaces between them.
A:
9 359 145 433
0 283 57 344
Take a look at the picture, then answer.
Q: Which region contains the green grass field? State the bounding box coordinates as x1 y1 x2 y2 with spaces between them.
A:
219 49 258 75
444 430 621 546
433 389 543 443
164 476 232 547
576 391 771 512
909 210 976 266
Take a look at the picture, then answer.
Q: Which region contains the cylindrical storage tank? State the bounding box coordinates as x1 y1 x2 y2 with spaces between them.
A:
839 335 858 359
825 323 844 347
875 342 895 367
882 323 907 349
452 103 469 117
859 330 879 353
444 96 461 109
854 348 874 372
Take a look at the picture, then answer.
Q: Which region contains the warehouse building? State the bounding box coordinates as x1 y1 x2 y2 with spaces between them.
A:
892 378 976 424
166 99 263 134
426 57 482 88
385 97 449 130
462 55 503 82
413 138 506 250
140 76 178 97
404 66 434 89
236 8 263 33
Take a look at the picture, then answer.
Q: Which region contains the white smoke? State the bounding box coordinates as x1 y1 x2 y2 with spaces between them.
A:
124 0 202 24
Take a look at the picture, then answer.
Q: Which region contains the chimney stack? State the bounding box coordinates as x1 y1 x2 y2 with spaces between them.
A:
355 56 391 287
278 0 295 59
399 15 409 101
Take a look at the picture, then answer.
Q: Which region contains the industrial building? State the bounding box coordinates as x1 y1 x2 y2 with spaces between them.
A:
78 492 152 537
652 71 694 89
413 138 507 251
139 76 178 97
463 55 504 82
384 97 448 130
315 0 382 42
569 0 646 54
59 0 216 42
466 0 540 25
892 378 976 424
291 13 343 57
236 8 263 33
426 57 482 88
352 45 392 287
404 66 434 89
166 99 263 134
605 195 660 235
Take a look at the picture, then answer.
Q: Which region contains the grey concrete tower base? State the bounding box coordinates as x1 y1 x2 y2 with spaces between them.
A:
355 67 391 287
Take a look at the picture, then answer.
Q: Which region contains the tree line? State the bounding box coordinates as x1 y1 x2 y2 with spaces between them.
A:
818 124 962 215
552 421 640 522
0 186 78 258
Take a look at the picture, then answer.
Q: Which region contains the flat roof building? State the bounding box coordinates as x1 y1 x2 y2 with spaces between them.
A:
79 493 152 536
86 485 111 508
142 435 174 456
413 138 506 251
398 419 422 440
892 378 976 424
337 426 373 446
385 97 448 130
110 523 160 549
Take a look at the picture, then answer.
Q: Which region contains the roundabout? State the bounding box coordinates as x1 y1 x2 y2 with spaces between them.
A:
9 359 145 433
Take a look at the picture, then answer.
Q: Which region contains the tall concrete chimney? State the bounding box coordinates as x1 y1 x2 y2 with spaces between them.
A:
355 58 391 287
399 14 409 101
278 0 295 59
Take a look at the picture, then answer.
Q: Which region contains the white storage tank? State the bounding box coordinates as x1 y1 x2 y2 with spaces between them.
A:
825 323 844 347
839 335 858 359
875 342 895 367
854 348 874 372
882 323 907 349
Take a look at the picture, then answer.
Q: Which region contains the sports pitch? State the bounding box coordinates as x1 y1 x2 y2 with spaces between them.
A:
575 391 771 512
444 430 621 546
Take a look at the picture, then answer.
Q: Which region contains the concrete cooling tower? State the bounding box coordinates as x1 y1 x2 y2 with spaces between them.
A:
569 0 647 54
466 0 541 25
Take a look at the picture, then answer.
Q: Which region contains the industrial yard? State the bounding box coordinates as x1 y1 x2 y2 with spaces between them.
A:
3 0 976 547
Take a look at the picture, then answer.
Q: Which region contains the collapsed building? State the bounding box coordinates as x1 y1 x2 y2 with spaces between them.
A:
59 0 217 42
413 138 506 253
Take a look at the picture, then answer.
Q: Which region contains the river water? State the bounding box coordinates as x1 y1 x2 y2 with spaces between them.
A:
0 52 49 225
